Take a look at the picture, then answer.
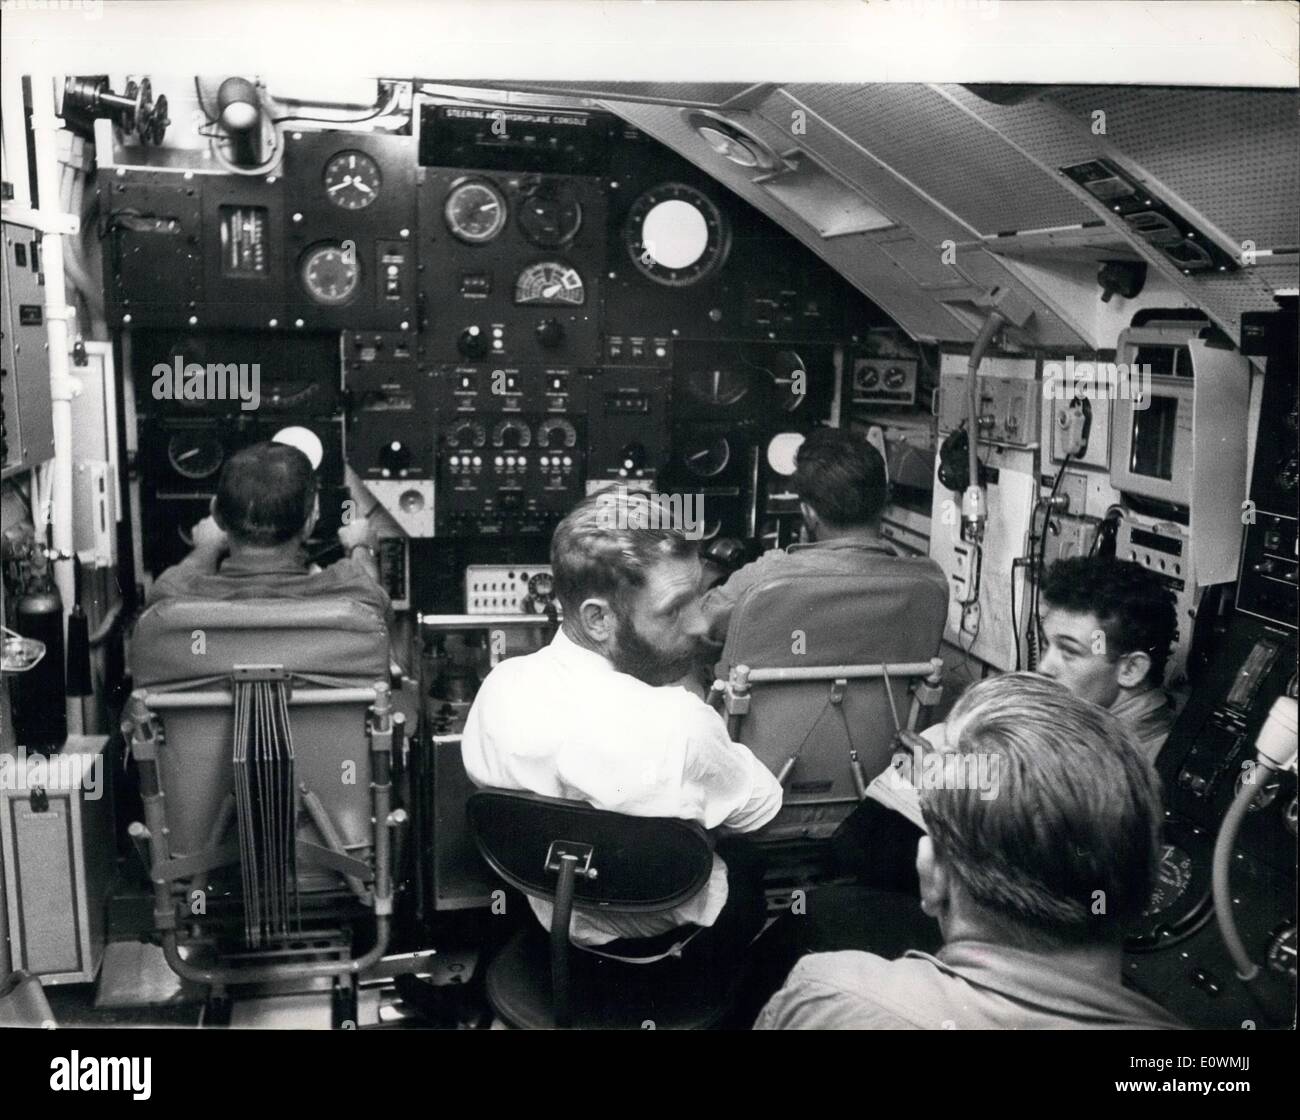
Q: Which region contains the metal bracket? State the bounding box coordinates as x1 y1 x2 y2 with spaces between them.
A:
545 840 598 880
830 678 848 705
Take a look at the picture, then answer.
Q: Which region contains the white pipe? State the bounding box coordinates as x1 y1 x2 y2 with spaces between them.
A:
29 71 83 736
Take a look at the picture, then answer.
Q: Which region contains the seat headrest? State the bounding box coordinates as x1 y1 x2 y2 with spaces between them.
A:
721 563 949 669
131 597 390 687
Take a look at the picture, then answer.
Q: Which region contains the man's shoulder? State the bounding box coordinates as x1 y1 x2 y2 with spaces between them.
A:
759 950 937 1029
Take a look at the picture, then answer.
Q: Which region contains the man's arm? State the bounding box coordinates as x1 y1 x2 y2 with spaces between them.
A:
146 516 227 605
697 550 786 646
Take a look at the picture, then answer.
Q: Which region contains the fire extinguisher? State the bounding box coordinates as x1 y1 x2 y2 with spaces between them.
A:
11 571 67 752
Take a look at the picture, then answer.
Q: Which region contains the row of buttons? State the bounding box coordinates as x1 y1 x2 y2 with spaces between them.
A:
448 454 575 468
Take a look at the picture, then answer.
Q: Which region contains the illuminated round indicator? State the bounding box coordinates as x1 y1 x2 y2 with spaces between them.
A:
515 262 585 306
444 179 507 244
625 182 730 287
492 419 532 449
518 186 582 248
683 435 731 478
167 432 224 479
323 150 382 210
272 425 324 470
686 365 751 407
1143 843 1194 916
300 244 360 306
537 417 578 449
766 432 806 477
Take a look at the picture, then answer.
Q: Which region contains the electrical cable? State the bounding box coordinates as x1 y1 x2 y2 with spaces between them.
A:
1029 455 1072 668
269 82 402 125
1010 561 1021 671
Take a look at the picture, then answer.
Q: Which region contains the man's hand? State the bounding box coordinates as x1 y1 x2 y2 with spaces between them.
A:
190 515 229 553
337 515 375 552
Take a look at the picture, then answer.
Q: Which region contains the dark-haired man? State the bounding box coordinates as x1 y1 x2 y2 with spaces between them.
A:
699 427 944 644
147 441 391 625
757 673 1185 1029
462 488 781 956
1035 554 1178 761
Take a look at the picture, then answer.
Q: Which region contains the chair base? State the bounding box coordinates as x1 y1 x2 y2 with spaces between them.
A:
485 928 738 1030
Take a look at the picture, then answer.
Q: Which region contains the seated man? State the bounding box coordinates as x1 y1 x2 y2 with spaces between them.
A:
148 441 391 627
1035 554 1178 761
698 427 944 646
757 673 1185 1029
462 488 782 958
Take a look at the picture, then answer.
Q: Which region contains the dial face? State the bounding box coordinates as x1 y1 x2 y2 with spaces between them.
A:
445 179 507 243
1143 844 1194 916
167 432 225 479
1266 925 1297 978
515 262 585 306
300 244 360 306
538 417 577 449
446 420 486 449
528 571 555 598
624 182 730 287
518 186 582 248
770 350 808 412
687 365 751 407
492 419 532 449
883 365 909 390
323 150 382 210
683 435 731 478
1276 455 1298 493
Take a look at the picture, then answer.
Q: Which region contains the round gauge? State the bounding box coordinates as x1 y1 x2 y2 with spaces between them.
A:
518 185 582 248
528 571 555 599
687 365 751 407
446 420 486 449
682 435 731 478
300 243 360 306
767 432 806 477
323 150 382 211
624 182 730 287
1276 455 1298 493
444 179 507 244
1266 925 1297 978
1236 765 1282 811
167 432 225 479
1286 797 1298 837
537 417 578 450
770 350 808 412
515 262 585 307
883 365 909 390
492 419 532 449
1143 844 1194 916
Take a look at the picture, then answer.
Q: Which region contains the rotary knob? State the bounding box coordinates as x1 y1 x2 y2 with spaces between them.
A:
457 326 490 360
535 317 565 349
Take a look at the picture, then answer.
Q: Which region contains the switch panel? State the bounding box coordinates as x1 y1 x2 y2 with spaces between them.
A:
464 564 557 615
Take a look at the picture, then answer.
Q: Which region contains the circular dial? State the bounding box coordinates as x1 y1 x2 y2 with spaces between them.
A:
323 150 382 210
682 435 731 478
1276 455 1298 493
624 182 730 287
1266 925 1297 978
518 185 582 248
444 179 507 244
1143 843 1194 916
491 418 532 449
883 365 909 390
445 420 486 449
300 244 360 306
687 365 751 407
770 350 808 413
167 432 225 479
528 571 555 599
537 417 577 450
515 262 585 306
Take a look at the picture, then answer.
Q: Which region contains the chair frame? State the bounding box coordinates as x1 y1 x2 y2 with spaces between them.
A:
123 672 406 989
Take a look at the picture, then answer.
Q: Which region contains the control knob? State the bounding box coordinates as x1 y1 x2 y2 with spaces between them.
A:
457 326 490 360
535 317 565 350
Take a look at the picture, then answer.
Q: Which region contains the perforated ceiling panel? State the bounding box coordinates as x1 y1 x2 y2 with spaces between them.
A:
786 83 1096 237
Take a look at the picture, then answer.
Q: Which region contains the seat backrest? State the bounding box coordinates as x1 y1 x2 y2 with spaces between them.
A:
467 789 714 914
129 596 390 865
718 560 948 839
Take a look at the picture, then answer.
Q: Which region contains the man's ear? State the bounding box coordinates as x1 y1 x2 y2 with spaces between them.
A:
210 496 227 531
301 494 320 541
799 501 819 536
577 597 616 644
916 836 952 920
1116 649 1152 690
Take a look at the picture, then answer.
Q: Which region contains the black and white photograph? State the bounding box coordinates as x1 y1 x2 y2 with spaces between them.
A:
0 0 1296 1073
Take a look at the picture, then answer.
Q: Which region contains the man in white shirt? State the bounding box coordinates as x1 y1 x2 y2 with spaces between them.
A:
462 488 783 955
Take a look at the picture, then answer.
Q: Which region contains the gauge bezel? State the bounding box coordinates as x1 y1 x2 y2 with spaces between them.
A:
299 242 362 306
444 178 509 244
623 181 731 288
518 186 583 248
322 149 383 211
682 435 732 478
167 433 225 480
685 365 751 408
